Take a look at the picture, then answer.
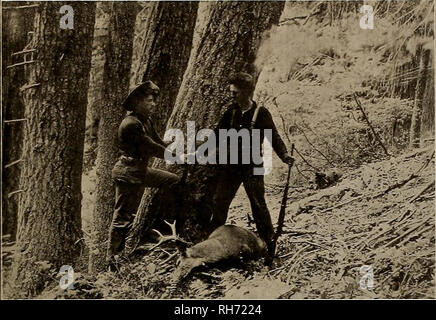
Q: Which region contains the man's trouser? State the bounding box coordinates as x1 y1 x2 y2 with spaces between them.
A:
107 167 179 259
210 166 274 246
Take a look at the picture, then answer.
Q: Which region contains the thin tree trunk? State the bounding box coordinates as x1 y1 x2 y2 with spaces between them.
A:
83 4 112 171
420 54 434 140
125 1 285 252
410 46 431 148
11 2 95 297
2 1 35 240
88 1 139 274
130 1 198 136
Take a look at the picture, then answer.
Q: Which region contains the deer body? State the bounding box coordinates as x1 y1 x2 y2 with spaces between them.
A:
173 225 267 281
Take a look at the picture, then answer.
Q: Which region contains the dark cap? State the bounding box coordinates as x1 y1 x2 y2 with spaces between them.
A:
229 72 254 92
122 80 160 111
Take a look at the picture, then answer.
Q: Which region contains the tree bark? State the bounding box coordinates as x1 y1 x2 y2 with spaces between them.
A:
410 46 431 148
125 1 285 252
2 1 35 240
130 1 198 136
83 4 111 171
11 1 95 297
88 1 139 274
421 54 434 140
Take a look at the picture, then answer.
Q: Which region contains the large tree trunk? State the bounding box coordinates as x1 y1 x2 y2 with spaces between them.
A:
410 46 431 148
11 2 95 297
130 1 198 136
1 2 35 240
88 1 139 274
125 1 285 252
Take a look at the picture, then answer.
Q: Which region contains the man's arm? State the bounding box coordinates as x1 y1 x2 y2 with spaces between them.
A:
124 119 167 159
209 107 233 158
141 134 167 159
214 107 232 134
260 107 293 164
145 118 170 147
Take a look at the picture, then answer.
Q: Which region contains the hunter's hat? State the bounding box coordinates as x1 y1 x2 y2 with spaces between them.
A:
122 80 160 111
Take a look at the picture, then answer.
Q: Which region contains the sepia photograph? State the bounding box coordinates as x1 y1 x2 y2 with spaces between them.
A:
1 0 435 303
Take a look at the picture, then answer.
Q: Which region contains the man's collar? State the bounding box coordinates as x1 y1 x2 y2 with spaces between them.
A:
129 111 149 124
232 100 257 111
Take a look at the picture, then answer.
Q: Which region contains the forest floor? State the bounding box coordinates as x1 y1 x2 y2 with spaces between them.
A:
34 144 434 300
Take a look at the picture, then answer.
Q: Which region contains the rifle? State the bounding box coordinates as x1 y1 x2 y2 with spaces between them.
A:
267 143 295 265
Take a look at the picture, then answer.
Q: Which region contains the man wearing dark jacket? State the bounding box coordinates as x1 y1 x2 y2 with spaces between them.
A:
107 81 180 265
211 72 294 255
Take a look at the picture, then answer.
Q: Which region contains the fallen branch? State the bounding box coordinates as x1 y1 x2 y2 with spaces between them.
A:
302 1 325 26
286 249 319 284
197 272 222 280
20 83 40 91
319 195 364 213
12 49 36 56
371 173 418 199
4 158 23 169
287 240 329 250
282 229 316 236
409 180 435 203
6 60 36 69
369 150 434 200
279 15 307 26
275 244 311 276
155 264 173 276
353 93 389 156
4 118 27 124
384 208 412 226
416 149 435 174
2 4 39 10
397 225 434 247
8 190 23 198
356 211 415 251
383 217 432 248
418 194 434 201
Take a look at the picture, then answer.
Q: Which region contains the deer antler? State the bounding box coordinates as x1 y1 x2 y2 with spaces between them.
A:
150 220 191 251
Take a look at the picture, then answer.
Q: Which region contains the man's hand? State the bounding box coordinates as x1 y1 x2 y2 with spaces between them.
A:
175 153 188 164
175 152 197 164
162 140 172 148
283 153 295 166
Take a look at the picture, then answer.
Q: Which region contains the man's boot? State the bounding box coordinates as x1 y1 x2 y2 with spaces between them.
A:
264 239 276 267
107 254 129 272
107 228 125 272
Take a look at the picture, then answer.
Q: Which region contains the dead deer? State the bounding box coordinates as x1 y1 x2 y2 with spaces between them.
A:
151 221 267 282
